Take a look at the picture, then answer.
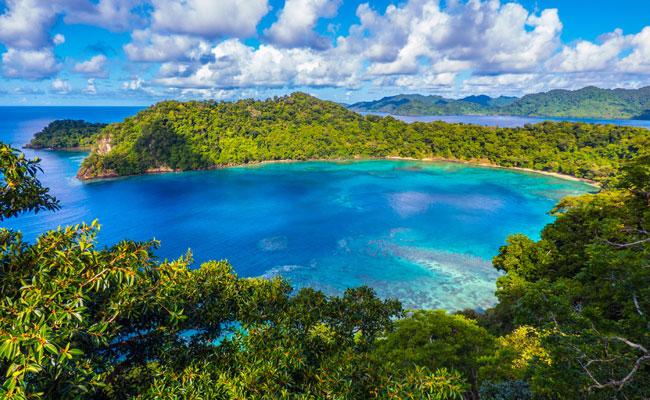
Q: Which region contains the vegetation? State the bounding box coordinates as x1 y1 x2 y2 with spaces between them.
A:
0 143 59 220
76 92 649 181
26 120 107 149
8 95 650 398
487 154 650 398
348 94 501 115
350 86 650 120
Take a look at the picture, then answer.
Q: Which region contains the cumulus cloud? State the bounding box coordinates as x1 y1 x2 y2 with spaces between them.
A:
124 29 211 62
72 54 109 78
342 0 562 77
1 48 61 80
122 76 162 96
151 0 269 38
152 39 362 89
459 71 648 97
0 0 59 49
83 78 98 94
265 0 341 50
50 78 72 94
617 27 650 74
64 0 144 32
53 34 65 46
546 29 628 73
387 72 457 91
543 27 650 76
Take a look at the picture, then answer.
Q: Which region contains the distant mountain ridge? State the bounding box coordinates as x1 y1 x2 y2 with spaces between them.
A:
349 86 650 120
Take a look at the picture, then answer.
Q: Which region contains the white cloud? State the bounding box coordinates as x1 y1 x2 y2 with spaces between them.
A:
546 29 628 73
64 0 143 32
459 71 649 97
0 0 58 49
50 78 72 94
53 34 65 46
543 26 650 76
152 39 362 89
83 78 97 94
618 27 650 74
265 0 341 49
343 0 562 77
123 29 210 62
122 76 162 96
72 54 109 78
151 0 270 38
389 72 457 91
1 47 61 80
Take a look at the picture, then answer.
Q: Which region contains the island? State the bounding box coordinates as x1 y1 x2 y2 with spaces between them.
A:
68 92 648 182
349 86 650 120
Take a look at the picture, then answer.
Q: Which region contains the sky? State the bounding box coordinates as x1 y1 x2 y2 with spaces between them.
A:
0 0 649 105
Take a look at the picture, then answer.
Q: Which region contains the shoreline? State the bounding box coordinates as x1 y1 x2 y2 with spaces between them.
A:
77 155 600 187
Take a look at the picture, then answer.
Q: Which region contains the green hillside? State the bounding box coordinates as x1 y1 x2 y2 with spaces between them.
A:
76 92 649 181
25 119 107 149
349 86 650 119
349 93 492 115
503 86 650 119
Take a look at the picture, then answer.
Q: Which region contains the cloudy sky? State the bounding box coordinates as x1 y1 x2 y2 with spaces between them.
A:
0 0 649 105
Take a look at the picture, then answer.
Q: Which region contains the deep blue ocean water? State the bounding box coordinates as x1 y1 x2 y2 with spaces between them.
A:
0 107 619 311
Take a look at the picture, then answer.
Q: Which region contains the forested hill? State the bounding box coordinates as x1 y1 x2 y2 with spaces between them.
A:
349 86 650 119
76 92 650 181
504 86 650 119
349 93 516 115
25 119 107 149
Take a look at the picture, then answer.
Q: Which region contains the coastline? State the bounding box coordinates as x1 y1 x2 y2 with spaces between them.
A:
76 154 600 187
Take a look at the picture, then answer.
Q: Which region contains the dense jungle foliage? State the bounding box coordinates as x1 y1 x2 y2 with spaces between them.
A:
350 86 650 119
76 92 649 180
26 120 107 149
3 142 649 399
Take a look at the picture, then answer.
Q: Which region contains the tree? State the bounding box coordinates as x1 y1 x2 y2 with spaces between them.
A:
375 310 495 399
0 143 59 220
492 154 650 398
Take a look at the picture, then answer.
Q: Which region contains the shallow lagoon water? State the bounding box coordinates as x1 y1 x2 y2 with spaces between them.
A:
1 107 602 311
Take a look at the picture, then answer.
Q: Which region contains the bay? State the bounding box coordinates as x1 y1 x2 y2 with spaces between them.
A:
1 107 601 311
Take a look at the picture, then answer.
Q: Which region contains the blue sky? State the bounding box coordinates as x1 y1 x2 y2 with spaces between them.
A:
0 0 649 105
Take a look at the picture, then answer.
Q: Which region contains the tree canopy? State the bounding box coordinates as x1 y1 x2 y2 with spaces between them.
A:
26 120 107 149
74 92 649 181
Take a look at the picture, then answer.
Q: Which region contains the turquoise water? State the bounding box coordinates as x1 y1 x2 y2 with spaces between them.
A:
1 107 600 311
